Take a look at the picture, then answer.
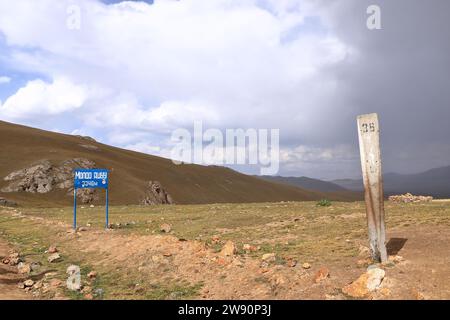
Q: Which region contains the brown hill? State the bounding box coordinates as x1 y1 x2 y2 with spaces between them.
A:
0 120 356 206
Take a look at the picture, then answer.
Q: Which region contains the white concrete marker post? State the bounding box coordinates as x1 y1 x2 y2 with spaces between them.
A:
357 113 388 263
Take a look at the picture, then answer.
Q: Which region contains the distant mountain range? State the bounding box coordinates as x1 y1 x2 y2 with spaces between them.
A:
256 175 363 201
332 166 450 198
258 176 347 192
258 166 450 199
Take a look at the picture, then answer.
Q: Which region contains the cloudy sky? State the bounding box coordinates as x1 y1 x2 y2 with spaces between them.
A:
0 0 449 179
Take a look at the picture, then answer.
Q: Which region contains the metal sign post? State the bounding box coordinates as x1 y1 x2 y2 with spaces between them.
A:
357 113 388 263
73 168 109 230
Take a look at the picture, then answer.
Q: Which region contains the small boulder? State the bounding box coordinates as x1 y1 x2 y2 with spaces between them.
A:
219 241 236 257
243 244 258 252
87 271 97 279
17 262 31 274
366 268 385 291
48 253 62 263
314 267 330 283
287 259 297 268
261 253 276 262
47 245 58 254
342 267 385 298
160 223 172 233
66 265 81 291
302 262 311 269
24 279 34 287
30 262 41 272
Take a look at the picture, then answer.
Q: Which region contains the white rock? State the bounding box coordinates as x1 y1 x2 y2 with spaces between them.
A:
366 267 385 291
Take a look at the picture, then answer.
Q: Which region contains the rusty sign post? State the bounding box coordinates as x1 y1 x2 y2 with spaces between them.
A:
357 113 388 263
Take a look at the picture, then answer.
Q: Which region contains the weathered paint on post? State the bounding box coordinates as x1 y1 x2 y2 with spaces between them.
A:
357 113 388 262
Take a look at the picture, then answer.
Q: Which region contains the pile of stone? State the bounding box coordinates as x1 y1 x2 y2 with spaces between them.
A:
388 193 433 203
1 250 21 266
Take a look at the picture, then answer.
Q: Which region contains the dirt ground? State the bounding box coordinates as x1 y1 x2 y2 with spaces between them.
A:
0 239 29 300
0 201 449 300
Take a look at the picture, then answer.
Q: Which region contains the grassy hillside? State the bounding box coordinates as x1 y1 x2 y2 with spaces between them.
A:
0 120 357 206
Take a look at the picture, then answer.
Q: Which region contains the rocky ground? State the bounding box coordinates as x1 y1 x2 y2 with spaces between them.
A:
0 201 449 300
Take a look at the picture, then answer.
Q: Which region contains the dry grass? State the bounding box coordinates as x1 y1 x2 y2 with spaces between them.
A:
1 200 449 299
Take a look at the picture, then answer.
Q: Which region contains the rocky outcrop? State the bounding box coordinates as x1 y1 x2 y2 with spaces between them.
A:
74 135 96 142
141 181 174 205
72 188 99 204
0 197 17 207
1 158 97 203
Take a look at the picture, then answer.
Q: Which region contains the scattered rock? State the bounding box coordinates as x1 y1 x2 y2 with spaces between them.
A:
160 223 172 233
389 193 433 203
78 227 87 232
84 293 94 300
151 255 161 263
211 235 220 243
220 241 236 257
17 262 31 274
34 281 43 290
388 255 404 263
6 252 20 266
302 262 311 269
272 275 286 286
141 181 174 205
48 253 62 263
357 258 372 267
81 286 92 294
287 259 297 268
243 244 258 252
87 271 97 279
342 267 385 298
24 279 34 287
261 253 276 262
47 245 58 254
17 282 25 289
93 288 104 298
314 267 330 283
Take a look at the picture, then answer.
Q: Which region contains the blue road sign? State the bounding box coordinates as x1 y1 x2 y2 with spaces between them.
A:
74 169 108 189
73 168 110 230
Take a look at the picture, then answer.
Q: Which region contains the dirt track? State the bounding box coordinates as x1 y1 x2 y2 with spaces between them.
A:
0 239 29 300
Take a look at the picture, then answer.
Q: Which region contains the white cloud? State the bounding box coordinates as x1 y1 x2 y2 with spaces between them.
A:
0 76 11 84
0 77 88 120
0 0 357 177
